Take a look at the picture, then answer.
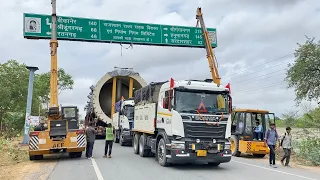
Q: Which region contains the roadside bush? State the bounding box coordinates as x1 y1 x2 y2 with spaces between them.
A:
296 137 320 166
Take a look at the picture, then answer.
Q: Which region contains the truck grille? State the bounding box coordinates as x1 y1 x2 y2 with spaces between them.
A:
183 122 226 140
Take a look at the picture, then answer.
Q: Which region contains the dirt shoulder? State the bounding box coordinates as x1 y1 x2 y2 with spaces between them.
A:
0 137 57 180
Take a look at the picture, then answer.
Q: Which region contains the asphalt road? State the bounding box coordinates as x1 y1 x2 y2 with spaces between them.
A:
47 139 320 180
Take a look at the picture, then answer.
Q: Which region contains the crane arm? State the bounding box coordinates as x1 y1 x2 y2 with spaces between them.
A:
196 7 221 86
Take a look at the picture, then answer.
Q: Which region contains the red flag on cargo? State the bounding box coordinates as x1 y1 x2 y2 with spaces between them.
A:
226 82 231 94
170 78 175 89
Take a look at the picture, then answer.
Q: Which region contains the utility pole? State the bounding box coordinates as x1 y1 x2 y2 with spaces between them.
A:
22 66 39 144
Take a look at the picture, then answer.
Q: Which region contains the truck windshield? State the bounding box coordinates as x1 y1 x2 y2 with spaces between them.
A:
64 108 76 118
175 90 229 114
124 106 134 120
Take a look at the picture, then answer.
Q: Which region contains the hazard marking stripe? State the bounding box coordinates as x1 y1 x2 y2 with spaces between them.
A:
29 136 39 150
77 134 86 147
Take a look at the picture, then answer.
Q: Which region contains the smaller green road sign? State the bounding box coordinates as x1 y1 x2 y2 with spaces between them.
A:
23 13 217 48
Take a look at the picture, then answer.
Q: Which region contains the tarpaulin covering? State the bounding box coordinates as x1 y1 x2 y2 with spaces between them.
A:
134 81 167 105
108 68 139 77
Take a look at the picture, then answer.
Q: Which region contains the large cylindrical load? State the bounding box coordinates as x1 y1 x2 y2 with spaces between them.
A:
92 68 147 124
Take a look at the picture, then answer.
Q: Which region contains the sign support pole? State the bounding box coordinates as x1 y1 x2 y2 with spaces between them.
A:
22 66 39 144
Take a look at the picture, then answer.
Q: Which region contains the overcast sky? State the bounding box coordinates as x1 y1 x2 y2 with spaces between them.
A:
1 0 319 119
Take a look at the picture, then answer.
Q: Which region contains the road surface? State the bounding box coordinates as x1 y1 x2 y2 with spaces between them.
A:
47 139 319 180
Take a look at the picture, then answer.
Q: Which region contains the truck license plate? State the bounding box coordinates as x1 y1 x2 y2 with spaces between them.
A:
197 150 207 157
52 142 64 149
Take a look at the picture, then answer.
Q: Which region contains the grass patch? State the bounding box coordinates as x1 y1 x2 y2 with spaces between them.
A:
0 136 29 166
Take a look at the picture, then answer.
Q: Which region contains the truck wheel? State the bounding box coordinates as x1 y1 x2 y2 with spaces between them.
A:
139 135 149 157
29 155 36 161
253 154 265 158
157 138 170 167
231 135 241 157
133 134 140 154
75 152 82 158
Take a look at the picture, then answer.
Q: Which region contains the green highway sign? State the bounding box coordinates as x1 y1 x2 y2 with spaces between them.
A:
23 13 217 48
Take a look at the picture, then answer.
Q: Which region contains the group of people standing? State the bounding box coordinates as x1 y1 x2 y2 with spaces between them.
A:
265 123 293 168
85 122 115 159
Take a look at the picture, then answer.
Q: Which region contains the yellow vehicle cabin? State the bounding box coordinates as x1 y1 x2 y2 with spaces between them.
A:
230 109 276 158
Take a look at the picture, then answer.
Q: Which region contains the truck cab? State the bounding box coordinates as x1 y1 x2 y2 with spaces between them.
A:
132 79 233 167
113 98 135 146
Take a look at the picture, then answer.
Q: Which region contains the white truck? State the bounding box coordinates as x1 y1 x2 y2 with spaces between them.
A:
132 79 233 167
113 98 135 146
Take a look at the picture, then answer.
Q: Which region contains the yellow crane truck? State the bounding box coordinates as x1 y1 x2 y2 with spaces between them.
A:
28 0 85 160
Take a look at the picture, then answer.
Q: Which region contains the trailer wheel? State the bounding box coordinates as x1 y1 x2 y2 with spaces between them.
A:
139 135 149 157
133 134 140 154
157 138 170 167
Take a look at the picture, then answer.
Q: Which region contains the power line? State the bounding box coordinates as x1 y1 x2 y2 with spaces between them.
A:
234 81 286 93
223 53 294 79
227 60 291 80
232 69 286 84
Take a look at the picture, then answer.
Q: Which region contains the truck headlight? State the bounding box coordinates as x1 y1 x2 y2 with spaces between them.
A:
224 144 231 150
171 141 185 149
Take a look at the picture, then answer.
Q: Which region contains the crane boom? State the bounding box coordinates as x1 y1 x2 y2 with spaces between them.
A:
50 0 59 109
196 7 221 86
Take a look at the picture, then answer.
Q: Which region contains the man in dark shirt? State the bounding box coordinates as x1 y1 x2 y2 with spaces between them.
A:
85 123 96 159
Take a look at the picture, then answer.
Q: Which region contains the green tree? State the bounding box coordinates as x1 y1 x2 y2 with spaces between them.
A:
285 36 320 104
34 68 74 106
0 60 74 136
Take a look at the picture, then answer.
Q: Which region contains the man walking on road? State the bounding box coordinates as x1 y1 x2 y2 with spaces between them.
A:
280 127 292 167
85 123 96 159
264 123 279 168
104 123 115 158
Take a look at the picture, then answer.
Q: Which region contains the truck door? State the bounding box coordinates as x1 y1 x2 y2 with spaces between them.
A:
157 90 173 135
243 112 253 139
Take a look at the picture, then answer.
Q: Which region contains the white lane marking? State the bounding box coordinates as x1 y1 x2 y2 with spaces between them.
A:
91 158 104 180
232 160 318 180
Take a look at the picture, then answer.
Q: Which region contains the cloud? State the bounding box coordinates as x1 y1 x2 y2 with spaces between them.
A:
1 0 320 119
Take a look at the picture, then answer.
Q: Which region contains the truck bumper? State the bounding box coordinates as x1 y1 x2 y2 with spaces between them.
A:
122 131 133 143
168 149 232 164
29 147 85 156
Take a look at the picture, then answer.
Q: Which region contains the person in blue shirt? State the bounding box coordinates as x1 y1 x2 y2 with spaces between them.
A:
264 123 279 168
253 121 263 141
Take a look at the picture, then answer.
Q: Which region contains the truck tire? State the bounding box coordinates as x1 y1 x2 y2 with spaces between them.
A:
231 135 241 157
157 138 170 167
75 152 82 158
29 155 36 161
35 155 43 160
139 135 149 157
133 134 140 154
253 154 266 158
